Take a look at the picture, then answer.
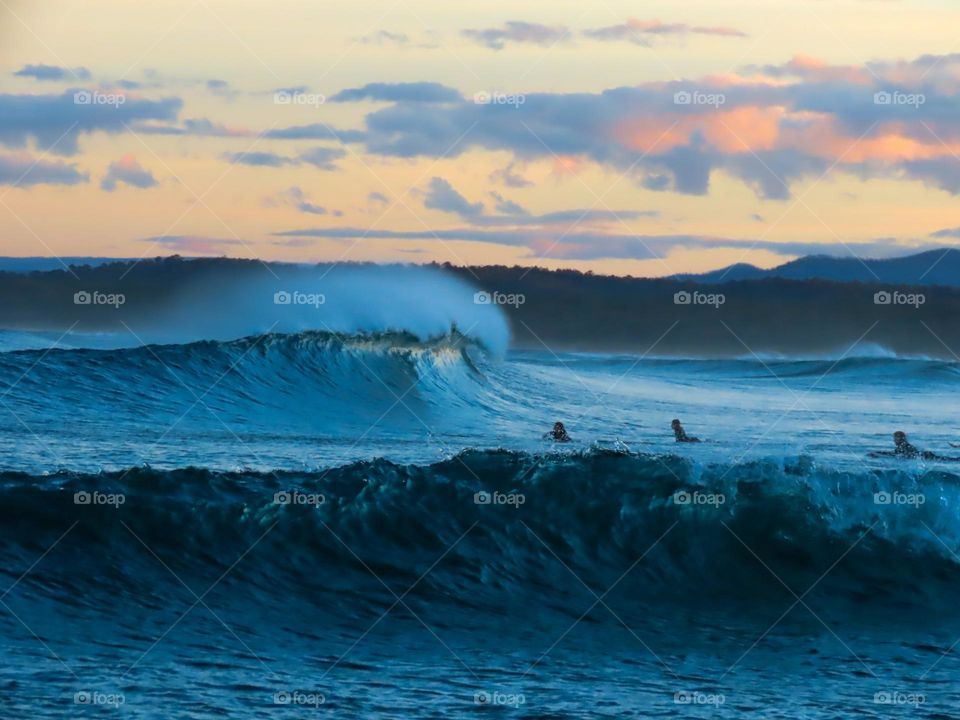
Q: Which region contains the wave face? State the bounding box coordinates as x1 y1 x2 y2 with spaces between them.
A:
4 449 959 620
0 331 502 468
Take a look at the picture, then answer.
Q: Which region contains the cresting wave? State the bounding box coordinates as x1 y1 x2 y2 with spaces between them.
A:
3 449 959 620
0 330 494 435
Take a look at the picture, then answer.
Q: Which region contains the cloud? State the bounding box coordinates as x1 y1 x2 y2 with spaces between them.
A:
0 90 181 154
491 162 533 188
135 117 362 144
642 174 671 191
224 146 346 170
273 226 942 261
358 30 409 46
423 177 485 218
538 236 936 262
899 158 960 195
298 146 347 170
267 186 335 215
115 54 960 203
744 55 871 84
101 155 158 191
462 21 570 50
368 191 389 204
584 19 748 45
224 151 294 167
423 177 659 226
135 117 252 138
140 235 243 254
330 82 462 103
490 191 528 216
326 53 960 199
724 149 828 200
930 227 960 239
263 124 366 143
0 152 88 187
205 79 237 99
272 85 308 97
494 209 659 226
14 64 91 82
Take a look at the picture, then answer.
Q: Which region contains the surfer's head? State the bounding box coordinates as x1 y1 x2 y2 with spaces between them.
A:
671 419 682 430
554 422 566 435
894 431 907 445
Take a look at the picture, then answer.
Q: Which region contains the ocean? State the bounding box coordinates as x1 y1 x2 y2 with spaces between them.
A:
0 329 958 718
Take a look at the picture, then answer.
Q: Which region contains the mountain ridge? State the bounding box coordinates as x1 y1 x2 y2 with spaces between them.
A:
677 248 960 286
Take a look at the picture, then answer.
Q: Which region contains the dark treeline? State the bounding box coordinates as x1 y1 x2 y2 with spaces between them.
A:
0 256 957 357
445 264 959 357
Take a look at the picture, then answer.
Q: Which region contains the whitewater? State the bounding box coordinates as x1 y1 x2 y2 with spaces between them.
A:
1 273 960 717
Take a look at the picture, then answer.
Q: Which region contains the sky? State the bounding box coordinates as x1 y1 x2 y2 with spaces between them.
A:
1 0 960 277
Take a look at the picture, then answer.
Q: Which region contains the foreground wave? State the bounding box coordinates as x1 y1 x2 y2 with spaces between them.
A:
3 449 958 621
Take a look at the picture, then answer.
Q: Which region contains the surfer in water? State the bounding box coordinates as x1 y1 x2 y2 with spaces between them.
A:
545 421 571 443
671 419 701 443
870 431 957 460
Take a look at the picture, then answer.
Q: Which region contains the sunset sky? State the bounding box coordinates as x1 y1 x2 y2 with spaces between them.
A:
2 0 960 276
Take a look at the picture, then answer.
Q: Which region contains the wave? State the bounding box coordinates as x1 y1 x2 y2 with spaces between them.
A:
0 330 495 438
4 450 959 621
742 341 911 362
712 355 960 382
537 352 960 387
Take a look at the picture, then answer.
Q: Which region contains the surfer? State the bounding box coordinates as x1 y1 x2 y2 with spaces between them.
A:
870 431 956 460
671 419 701 443
544 421 571 443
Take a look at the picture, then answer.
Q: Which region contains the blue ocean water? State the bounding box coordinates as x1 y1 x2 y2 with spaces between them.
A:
1 329 959 718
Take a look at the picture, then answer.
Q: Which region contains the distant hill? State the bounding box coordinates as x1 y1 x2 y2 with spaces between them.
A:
679 249 960 286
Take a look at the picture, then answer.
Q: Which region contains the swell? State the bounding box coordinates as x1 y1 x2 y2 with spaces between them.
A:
645 356 960 380
2 450 959 620
525 351 960 383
